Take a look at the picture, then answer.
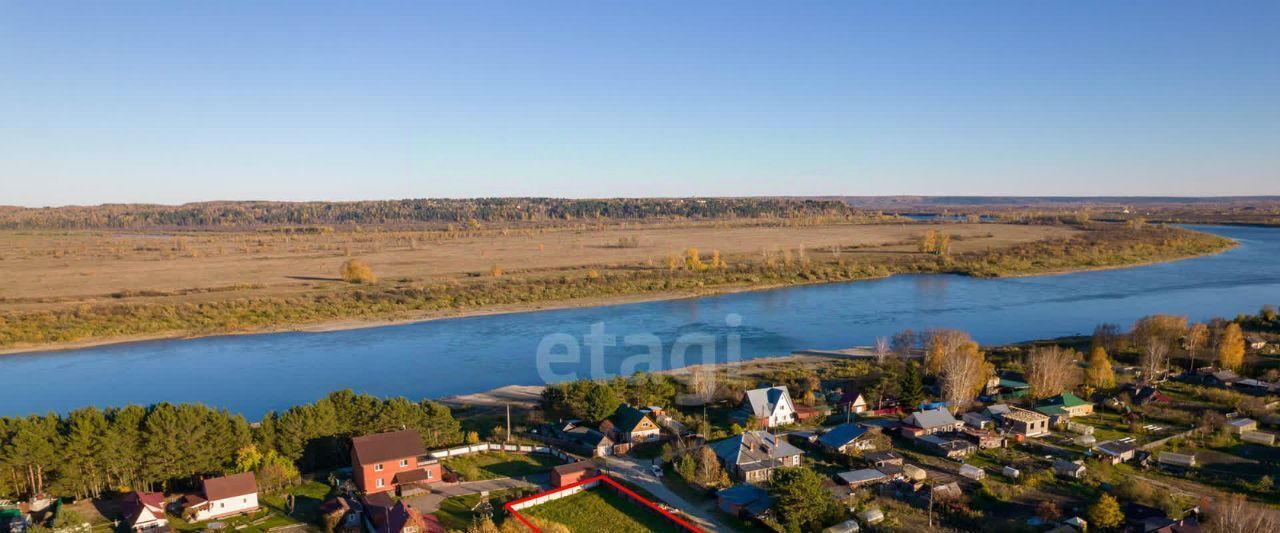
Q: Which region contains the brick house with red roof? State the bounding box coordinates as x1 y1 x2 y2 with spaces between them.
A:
352 430 441 495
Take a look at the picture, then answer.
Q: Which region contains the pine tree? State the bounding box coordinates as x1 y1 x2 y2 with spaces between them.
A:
899 362 926 409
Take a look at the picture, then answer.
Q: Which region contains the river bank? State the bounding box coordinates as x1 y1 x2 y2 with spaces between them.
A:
0 225 1235 355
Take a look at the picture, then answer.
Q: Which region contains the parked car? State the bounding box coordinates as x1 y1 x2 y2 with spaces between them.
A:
651 464 664 477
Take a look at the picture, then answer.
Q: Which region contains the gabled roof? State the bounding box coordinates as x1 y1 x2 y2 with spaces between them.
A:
838 388 865 406
612 405 653 434
352 430 427 465
717 483 771 506
903 407 959 429
742 386 794 419
709 431 803 470
863 450 903 464
818 424 869 449
1095 440 1138 456
203 471 257 501
1040 392 1091 408
122 492 166 526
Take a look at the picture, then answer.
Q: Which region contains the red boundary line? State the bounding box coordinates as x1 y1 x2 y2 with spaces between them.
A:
502 473 703 533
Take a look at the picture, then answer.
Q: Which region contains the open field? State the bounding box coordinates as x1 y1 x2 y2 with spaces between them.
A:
0 222 1069 302
0 220 1233 351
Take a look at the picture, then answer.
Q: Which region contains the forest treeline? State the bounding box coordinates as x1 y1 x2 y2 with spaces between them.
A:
0 224 1233 348
0 198 860 230
0 390 460 500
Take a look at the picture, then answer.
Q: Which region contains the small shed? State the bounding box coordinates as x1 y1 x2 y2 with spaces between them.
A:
1002 466 1020 479
550 460 597 487
958 464 985 481
1053 459 1086 479
1227 418 1258 434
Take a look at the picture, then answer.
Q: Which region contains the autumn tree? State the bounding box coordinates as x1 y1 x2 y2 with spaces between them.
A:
684 248 707 271
1083 346 1116 390
918 230 937 254
1025 346 1079 399
924 329 973 375
1132 314 1187 356
692 446 729 487
1217 323 1245 370
939 340 991 410
339 259 376 284
1088 493 1124 530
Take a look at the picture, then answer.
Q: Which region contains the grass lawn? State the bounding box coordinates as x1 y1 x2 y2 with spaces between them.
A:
520 489 684 533
168 480 332 532
434 489 521 531
443 452 561 481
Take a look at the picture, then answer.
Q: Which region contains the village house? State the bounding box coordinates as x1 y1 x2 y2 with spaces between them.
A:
535 421 614 457
959 428 1004 449
121 492 168 533
818 423 876 454
864 450 905 469
351 430 441 495
363 492 438 533
962 411 994 430
550 460 597 487
1094 440 1138 464
1246 336 1268 350
999 407 1051 438
1234 378 1280 396
1052 459 1086 479
916 434 976 459
736 386 798 428
717 484 774 520
318 497 363 533
1120 383 1171 406
181 472 258 522
709 430 804 483
837 388 869 414
900 408 964 438
1035 392 1094 419
610 405 661 443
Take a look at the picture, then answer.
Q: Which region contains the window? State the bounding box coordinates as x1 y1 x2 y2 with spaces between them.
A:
375 463 383 472
376 478 384 488
400 459 408 467
426 469 433 479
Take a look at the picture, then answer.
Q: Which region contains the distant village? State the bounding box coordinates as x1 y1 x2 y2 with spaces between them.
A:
2 309 1279 533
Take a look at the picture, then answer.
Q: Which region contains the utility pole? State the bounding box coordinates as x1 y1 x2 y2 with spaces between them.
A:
506 403 511 443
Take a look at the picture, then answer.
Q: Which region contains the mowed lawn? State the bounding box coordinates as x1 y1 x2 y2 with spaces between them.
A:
443 452 561 480
521 489 685 533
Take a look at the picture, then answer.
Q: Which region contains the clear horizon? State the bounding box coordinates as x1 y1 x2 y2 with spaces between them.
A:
3 1 1279 207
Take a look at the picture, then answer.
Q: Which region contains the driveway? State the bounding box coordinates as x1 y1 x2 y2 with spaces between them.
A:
602 455 730 533
404 477 539 513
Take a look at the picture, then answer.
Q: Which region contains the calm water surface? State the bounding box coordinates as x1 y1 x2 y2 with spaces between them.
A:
2 225 1278 419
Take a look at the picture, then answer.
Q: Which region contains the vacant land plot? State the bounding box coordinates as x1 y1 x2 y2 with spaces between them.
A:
443 452 561 481
520 488 685 533
0 222 1071 303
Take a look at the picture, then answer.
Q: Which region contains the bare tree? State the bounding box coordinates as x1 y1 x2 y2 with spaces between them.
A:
1185 323 1209 372
1204 493 1280 533
1025 346 1079 399
925 329 973 375
891 329 917 358
1139 338 1170 382
873 337 890 363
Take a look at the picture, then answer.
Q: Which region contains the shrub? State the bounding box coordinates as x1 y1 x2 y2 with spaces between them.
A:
339 259 377 283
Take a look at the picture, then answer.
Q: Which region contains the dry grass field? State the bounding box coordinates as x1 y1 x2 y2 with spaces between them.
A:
0 222 1075 308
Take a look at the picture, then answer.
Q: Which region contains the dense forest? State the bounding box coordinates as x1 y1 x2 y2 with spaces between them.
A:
0 198 860 230
0 390 460 500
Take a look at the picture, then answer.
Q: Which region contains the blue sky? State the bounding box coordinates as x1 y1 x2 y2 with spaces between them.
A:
2 1 1278 207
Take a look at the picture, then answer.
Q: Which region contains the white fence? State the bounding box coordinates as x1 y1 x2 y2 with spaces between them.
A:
508 479 602 511
428 442 573 462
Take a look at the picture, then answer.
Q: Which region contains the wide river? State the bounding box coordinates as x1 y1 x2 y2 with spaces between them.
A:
2 225 1278 419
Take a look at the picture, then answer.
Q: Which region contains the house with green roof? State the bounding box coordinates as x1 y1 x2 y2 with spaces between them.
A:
1035 392 1093 419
